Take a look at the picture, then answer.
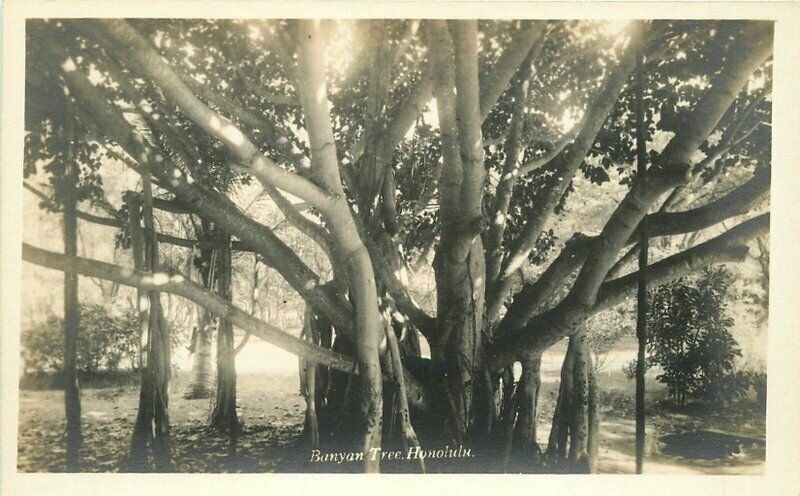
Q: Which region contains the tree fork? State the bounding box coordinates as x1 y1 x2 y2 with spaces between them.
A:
293 19 384 473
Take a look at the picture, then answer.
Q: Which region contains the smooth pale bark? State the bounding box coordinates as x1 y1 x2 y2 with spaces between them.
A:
500 167 770 333
55 50 353 333
184 228 216 400
294 20 384 473
488 213 769 370
184 308 214 399
95 20 333 211
428 20 491 442
126 189 172 472
451 21 486 228
61 119 82 472
570 22 772 308
488 23 647 321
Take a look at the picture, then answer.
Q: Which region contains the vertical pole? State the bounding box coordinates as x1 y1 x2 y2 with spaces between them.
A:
634 51 649 475
211 229 239 438
62 114 82 472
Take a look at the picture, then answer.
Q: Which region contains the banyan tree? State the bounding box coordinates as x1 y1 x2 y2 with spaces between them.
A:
22 18 772 473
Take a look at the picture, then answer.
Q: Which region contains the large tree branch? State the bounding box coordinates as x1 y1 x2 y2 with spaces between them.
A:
57 47 353 333
499 166 770 333
661 91 769 213
595 213 770 310
488 213 769 369
634 165 769 240
486 22 648 320
518 124 583 175
93 19 335 211
479 21 547 121
568 22 773 308
22 243 356 372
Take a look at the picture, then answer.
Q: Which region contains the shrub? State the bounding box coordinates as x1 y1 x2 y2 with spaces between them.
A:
646 266 745 406
22 303 141 375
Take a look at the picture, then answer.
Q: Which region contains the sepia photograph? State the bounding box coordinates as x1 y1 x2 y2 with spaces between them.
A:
2 2 799 493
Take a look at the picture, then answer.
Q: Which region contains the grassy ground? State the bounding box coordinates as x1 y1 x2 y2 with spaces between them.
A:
16 368 765 474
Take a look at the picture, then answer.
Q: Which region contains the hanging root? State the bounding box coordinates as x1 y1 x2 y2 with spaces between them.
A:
383 323 425 473
545 330 598 474
301 308 320 449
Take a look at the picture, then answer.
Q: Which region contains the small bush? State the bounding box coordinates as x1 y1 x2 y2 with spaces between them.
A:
622 359 638 380
22 303 140 375
646 266 746 406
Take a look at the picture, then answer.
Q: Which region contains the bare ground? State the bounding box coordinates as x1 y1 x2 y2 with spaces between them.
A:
16 369 765 474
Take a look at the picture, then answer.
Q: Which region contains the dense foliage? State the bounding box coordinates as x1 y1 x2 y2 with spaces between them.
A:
22 304 141 375
646 267 746 405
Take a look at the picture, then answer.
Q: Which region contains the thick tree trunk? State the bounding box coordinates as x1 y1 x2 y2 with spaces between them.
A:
427 20 495 449
184 222 216 399
183 308 214 399
210 231 240 437
432 240 489 444
62 121 82 472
